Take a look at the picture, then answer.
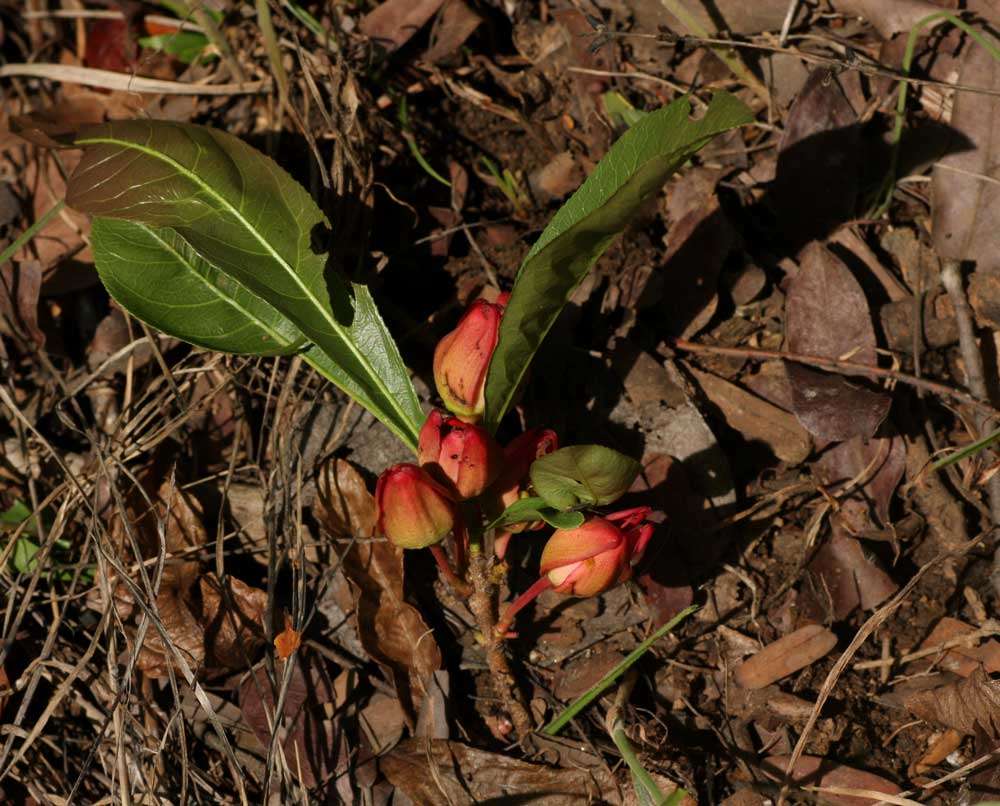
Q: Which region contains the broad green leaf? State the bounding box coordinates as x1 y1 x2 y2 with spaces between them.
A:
1 500 37 536
530 445 642 510
538 509 586 530
138 31 213 64
12 536 40 575
483 92 752 431
66 120 423 449
91 218 305 355
485 496 585 531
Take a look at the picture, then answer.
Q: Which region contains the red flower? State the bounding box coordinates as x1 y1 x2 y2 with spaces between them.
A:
418 409 501 500
375 463 455 549
433 297 506 421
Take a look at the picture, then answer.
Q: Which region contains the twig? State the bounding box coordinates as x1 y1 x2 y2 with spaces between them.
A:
659 0 770 106
853 618 1000 670
0 63 267 94
668 338 1000 417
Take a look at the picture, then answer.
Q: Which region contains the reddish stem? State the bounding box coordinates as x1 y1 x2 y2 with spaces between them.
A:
496 575 553 639
430 543 472 597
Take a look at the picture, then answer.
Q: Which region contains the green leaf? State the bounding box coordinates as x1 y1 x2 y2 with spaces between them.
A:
91 218 306 355
538 509 586 530
1 500 38 536
602 91 647 128
485 496 585 531
483 92 752 431
67 120 423 450
12 536 40 575
138 31 213 64
530 445 642 510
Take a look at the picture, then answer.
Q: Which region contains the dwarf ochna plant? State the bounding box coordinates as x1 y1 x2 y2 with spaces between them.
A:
30 91 751 737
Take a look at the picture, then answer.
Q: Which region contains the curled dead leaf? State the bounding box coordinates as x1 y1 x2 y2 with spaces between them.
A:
904 666 1000 739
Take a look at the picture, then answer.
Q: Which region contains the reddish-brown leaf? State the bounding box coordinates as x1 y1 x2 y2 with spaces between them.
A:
381 739 623 805
831 0 948 38
904 666 1000 739
359 0 446 52
785 243 891 441
814 435 907 529
802 528 899 621
763 754 901 805
932 37 1000 272
773 71 859 244
329 460 442 724
239 653 340 788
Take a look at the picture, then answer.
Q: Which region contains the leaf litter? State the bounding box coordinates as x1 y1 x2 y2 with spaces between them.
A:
10 0 1000 802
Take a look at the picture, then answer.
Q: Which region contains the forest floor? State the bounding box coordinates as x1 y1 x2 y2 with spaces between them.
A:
4 0 1000 803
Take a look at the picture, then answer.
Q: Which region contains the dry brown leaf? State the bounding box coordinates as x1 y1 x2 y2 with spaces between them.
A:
0 260 43 347
814 435 907 529
111 479 266 677
552 650 625 701
734 624 838 689
239 653 341 788
802 528 899 622
915 616 1000 677
423 0 482 63
331 460 442 725
832 0 954 39
381 739 623 805
314 458 377 539
903 666 1000 739
932 37 1000 272
773 71 859 245
785 243 891 441
658 168 736 338
359 0 446 52
689 366 812 464
199 574 268 671
763 754 902 805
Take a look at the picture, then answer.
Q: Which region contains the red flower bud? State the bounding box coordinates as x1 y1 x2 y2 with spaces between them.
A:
433 298 505 421
418 409 502 500
375 463 455 549
539 507 654 597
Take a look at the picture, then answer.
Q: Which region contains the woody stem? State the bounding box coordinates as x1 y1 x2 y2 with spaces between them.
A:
496 576 553 639
453 516 469 574
429 544 471 597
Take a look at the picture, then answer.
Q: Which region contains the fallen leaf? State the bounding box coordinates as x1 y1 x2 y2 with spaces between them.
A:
657 168 736 338
84 19 136 72
360 692 407 755
904 666 1000 739
773 70 859 247
932 36 1000 272
199 574 268 671
381 739 623 804
423 0 482 63
785 243 891 441
802 528 899 622
912 728 963 776
360 0 446 53
0 260 43 347
315 458 378 539
688 366 812 464
552 650 625 701
832 0 955 39
239 653 341 788
763 754 902 805
814 435 907 529
734 624 838 689
329 461 442 725
915 617 1000 677
655 0 798 36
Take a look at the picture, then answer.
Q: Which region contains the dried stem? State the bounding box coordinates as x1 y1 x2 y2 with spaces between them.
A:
467 547 533 739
